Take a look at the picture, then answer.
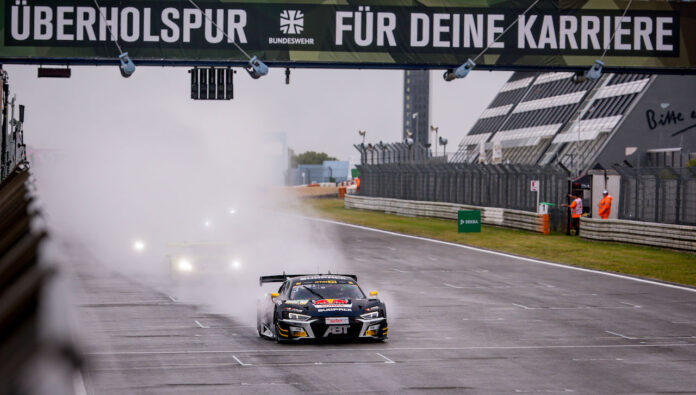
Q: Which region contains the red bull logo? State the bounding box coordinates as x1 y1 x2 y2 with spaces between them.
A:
314 299 348 305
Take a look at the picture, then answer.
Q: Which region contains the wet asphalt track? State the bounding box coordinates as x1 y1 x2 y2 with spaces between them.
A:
72 219 696 394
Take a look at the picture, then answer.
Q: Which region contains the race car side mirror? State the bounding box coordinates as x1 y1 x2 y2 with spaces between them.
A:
270 293 280 298
369 291 378 298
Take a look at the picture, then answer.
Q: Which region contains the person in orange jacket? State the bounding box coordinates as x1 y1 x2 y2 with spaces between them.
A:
355 177 360 193
561 193 583 236
598 190 613 219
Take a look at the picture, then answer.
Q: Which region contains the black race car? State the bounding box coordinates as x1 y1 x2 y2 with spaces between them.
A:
256 273 388 342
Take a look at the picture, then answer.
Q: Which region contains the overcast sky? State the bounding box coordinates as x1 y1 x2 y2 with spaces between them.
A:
6 65 510 165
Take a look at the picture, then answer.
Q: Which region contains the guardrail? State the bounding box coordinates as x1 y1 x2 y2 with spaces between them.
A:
345 195 549 234
0 165 80 394
581 217 696 252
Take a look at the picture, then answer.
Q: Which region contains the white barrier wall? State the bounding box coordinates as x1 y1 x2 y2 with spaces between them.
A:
344 195 696 252
581 217 696 252
344 195 549 234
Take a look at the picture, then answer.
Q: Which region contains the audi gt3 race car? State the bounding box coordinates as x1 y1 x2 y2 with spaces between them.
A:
257 274 388 342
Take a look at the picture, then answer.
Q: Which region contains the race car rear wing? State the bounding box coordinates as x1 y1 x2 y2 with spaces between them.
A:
259 273 358 286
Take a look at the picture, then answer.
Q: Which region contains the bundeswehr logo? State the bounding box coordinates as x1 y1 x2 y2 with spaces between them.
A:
280 10 304 35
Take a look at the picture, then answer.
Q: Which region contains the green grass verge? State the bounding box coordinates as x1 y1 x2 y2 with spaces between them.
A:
302 198 696 287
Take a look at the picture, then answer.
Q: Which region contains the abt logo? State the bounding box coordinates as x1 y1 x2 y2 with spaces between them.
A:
280 10 304 35
323 326 348 337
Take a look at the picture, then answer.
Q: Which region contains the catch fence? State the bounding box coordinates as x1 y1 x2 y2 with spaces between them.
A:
1 67 26 183
358 163 570 231
615 166 696 225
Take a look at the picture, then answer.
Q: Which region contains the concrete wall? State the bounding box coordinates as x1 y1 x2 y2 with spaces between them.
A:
581 217 696 252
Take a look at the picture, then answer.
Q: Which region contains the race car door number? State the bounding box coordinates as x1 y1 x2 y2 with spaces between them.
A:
326 317 349 325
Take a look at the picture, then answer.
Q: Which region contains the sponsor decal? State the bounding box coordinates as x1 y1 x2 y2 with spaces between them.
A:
326 317 349 325
316 307 352 312
298 275 352 280
279 10 304 35
285 300 308 305
312 280 337 284
323 325 349 337
314 299 352 310
314 299 348 305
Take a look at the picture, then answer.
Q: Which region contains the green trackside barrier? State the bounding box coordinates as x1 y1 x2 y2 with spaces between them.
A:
458 210 481 233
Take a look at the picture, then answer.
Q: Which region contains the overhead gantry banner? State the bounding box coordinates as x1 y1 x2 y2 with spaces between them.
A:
2 0 695 72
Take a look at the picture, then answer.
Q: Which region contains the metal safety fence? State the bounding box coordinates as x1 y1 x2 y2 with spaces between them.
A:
357 163 570 231
615 166 696 225
354 141 434 165
0 68 79 395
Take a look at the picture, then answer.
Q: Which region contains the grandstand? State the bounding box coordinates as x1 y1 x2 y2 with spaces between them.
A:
451 72 695 174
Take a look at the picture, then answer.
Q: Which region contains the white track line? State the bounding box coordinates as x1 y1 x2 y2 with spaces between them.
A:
168 295 178 302
232 355 252 366
393 268 408 273
443 283 463 289
86 343 696 356
572 358 623 361
605 330 636 340
73 370 88 395
305 217 696 294
194 320 209 329
376 352 395 364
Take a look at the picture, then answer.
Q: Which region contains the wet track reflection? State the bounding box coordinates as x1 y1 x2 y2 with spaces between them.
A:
72 220 696 394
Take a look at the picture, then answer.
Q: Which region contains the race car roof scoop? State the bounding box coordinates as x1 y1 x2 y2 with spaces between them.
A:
259 273 358 286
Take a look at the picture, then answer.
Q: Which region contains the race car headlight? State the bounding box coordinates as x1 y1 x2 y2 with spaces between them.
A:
286 312 311 321
175 258 194 273
360 311 380 319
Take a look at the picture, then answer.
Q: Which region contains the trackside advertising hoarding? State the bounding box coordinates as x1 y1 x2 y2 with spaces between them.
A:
1 1 695 72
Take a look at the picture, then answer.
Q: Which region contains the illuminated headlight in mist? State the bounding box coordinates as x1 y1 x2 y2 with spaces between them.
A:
132 240 146 253
176 258 194 272
230 260 242 270
204 220 212 228
228 209 236 215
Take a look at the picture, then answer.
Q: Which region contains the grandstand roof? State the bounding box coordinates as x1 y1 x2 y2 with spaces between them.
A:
451 70 657 174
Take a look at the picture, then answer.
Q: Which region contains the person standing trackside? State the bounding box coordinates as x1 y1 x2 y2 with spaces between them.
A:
561 194 583 235
598 190 613 219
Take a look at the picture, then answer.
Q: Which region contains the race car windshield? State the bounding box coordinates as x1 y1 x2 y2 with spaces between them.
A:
290 283 365 300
